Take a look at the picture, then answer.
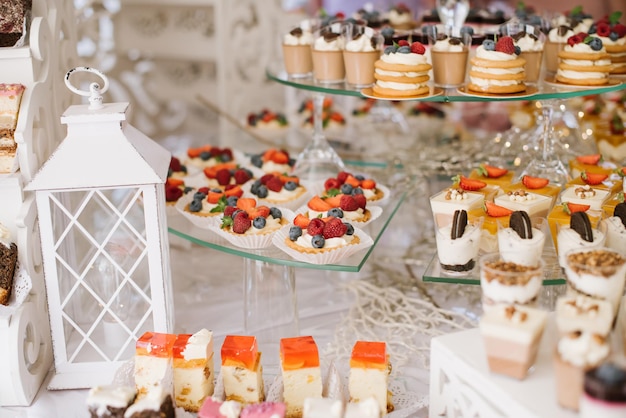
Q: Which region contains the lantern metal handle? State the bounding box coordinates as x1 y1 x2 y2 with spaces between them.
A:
64 67 110 110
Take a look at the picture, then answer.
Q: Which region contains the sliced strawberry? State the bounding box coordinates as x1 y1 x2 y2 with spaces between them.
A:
456 175 486 191
308 195 333 212
564 202 590 214
360 179 376 189
620 167 626 177
187 145 212 159
237 197 257 212
576 154 602 165
203 166 218 179
224 185 243 198
324 195 342 208
325 178 341 190
293 214 310 228
478 164 508 178
581 171 608 185
344 175 361 188
248 205 270 219
484 201 513 217
262 149 277 162
272 150 290 164
166 177 184 187
521 175 549 189
207 190 224 204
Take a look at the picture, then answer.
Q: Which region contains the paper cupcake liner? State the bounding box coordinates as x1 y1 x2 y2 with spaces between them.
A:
208 209 295 250
272 225 374 265
174 193 222 229
295 203 383 227
241 180 316 211
367 183 392 207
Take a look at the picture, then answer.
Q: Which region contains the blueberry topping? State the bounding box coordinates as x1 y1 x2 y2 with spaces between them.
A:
328 208 344 218
253 216 266 229
483 39 495 50
284 181 298 191
352 187 364 195
610 31 619 42
397 45 411 53
381 27 394 38
514 45 521 55
251 154 263 168
384 45 396 54
193 191 207 200
588 24 597 34
256 185 269 198
226 196 239 207
200 151 211 161
288 157 296 167
588 37 603 51
341 183 354 194
344 223 354 235
221 152 232 162
211 188 222 193
355 174 365 181
250 179 262 194
311 234 325 248
189 198 203 212
289 226 302 241
183 186 194 194
270 207 282 219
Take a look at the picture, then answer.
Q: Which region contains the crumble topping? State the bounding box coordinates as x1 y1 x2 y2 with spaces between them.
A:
506 189 536 202
482 260 541 285
574 185 596 199
566 249 626 277
445 188 470 201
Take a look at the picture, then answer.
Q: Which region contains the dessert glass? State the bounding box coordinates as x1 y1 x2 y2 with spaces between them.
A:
428 26 471 88
503 22 546 84
544 25 574 74
341 24 383 87
479 252 544 313
311 23 346 83
556 221 607 269
435 215 483 276
497 216 547 267
282 20 317 78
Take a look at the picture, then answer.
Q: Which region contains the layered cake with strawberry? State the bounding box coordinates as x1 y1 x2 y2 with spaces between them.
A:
323 171 386 203
435 209 482 275
556 34 612 86
480 305 547 380
249 148 295 174
592 12 626 75
172 329 214 412
280 336 323 418
303 193 371 224
556 211 606 268
221 335 265 404
603 202 626 251
468 37 526 94
220 198 287 237
373 41 431 97
348 341 392 416
286 215 359 253
249 172 307 209
429 178 487 228
203 164 254 189
186 145 238 169
497 211 546 267
134 332 176 398
469 163 514 187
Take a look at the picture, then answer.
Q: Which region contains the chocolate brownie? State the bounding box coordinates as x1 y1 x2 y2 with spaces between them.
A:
0 1 32 47
0 241 17 305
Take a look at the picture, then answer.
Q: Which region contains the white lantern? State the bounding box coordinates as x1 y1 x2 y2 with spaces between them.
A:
25 67 174 389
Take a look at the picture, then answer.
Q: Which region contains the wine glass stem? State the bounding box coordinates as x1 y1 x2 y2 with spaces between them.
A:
313 92 324 141
541 100 554 160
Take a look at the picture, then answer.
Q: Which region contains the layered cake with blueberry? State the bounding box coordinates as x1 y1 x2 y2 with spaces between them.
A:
86 385 136 418
249 148 294 174
280 336 323 418
0 222 18 305
134 332 176 398
249 173 307 207
221 335 264 404
186 145 238 169
479 305 547 380
286 215 359 253
497 211 546 268
348 341 392 416
593 13 626 75
220 198 287 236
557 34 612 86
172 329 215 412
469 163 514 187
322 171 385 203
373 41 431 97
468 37 526 94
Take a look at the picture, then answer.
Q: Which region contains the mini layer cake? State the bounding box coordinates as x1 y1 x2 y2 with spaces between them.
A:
479 305 547 380
557 211 607 268
569 153 616 178
304 194 371 224
566 170 623 195
249 148 294 174
373 41 431 97
249 173 307 206
344 397 381 418
593 16 626 75
124 387 175 418
468 37 526 94
469 163 514 188
468 201 512 253
186 145 237 169
184 186 244 219
0 83 25 173
221 335 264 404
302 398 344 418
323 171 386 203
556 35 612 86
287 215 359 254
430 186 484 228
241 402 286 418
198 398 242 418
556 295 613 337
554 331 610 411
280 336 323 418
220 198 287 236
0 222 18 305
203 164 254 189
348 341 391 416
87 385 136 418
603 202 626 252
494 189 552 218
134 332 176 398
173 329 215 412
559 184 611 211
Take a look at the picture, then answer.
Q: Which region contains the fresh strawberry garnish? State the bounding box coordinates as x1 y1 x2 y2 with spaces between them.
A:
272 150 290 164
265 176 283 192
224 185 243 197
581 171 608 185
521 175 549 189
198 187 209 195
308 195 333 212
223 205 238 218
478 163 508 178
166 177 184 187
294 214 310 228
187 145 212 159
495 36 516 54
325 178 341 191
397 39 410 47
484 201 513 217
564 202 590 214
620 167 626 177
165 185 183 202
324 195 342 208
233 169 252 185
455 175 486 191
344 175 361 188
337 171 351 184
322 217 348 239
260 174 275 184
339 194 360 211
232 211 251 234
410 41 426 54
307 218 325 236
236 197 257 212
330 112 345 123
567 34 583 46
353 193 367 210
207 189 224 204
576 154 602 165
248 205 270 219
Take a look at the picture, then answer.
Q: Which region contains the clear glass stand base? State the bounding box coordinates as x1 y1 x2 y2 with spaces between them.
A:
293 134 345 181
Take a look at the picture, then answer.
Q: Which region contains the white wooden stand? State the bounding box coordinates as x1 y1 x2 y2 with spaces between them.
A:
0 0 77 406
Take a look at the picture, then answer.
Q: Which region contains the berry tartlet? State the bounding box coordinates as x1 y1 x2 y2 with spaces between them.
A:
202 164 255 189
176 185 244 228
273 215 374 264
164 178 193 207
247 172 309 210
168 156 189 179
249 148 295 174
322 171 389 204
298 193 383 226
185 145 240 169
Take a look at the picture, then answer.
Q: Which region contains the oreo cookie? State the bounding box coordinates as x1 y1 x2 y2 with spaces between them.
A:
614 202 626 228
510 211 533 239
451 209 468 240
570 211 593 242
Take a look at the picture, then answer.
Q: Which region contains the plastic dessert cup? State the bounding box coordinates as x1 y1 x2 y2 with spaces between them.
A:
312 50 345 83
580 363 626 417
497 217 547 268
343 50 380 86
435 215 483 276
282 44 313 77
544 41 566 74
520 50 543 84
428 27 471 88
556 222 607 269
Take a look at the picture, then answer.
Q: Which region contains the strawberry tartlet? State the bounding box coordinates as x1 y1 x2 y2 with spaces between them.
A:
186 145 238 169
322 171 387 204
176 185 244 228
300 193 382 225
249 148 295 174
203 164 255 189
248 172 308 210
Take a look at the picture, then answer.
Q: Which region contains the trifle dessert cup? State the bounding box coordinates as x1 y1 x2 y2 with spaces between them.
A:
311 23 345 83
342 24 383 87
282 20 316 77
556 211 606 268
428 27 471 88
544 25 574 74
497 211 547 268
435 209 482 276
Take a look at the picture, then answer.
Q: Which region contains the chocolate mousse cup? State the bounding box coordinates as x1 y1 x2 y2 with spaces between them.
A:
520 50 543 84
544 41 566 74
428 30 471 88
312 50 345 83
282 44 313 78
343 50 380 86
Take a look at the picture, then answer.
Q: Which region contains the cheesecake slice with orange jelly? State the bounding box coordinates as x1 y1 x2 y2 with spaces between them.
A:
501 175 561 207
280 336 323 418
348 341 392 416
134 332 177 399
173 329 215 412
221 335 264 404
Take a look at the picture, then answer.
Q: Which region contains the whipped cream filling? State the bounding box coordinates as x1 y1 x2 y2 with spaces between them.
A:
284 32 314 46
557 69 607 80
597 36 626 47
548 29 574 43
432 41 465 53
375 69 426 77
469 76 521 87
561 58 612 66
380 52 428 65
497 228 545 267
472 66 524 75
265 186 303 202
219 400 242 418
481 274 542 305
261 160 291 173
181 329 213 361
387 9 412 25
557 227 606 268
295 231 355 249
376 80 428 90
475 45 518 61
557 332 609 368
239 215 282 235
436 224 481 265
313 36 343 51
516 35 543 52
345 35 376 52
564 43 606 54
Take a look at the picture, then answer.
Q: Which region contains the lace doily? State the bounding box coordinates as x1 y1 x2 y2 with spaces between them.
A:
0 262 33 317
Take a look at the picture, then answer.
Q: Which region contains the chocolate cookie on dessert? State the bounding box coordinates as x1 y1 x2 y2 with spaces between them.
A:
556 34 612 86
0 222 18 306
373 41 431 97
468 36 526 94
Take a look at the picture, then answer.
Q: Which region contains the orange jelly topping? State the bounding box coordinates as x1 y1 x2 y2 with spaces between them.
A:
350 341 387 370
173 334 192 359
221 335 258 370
280 336 319 370
135 332 177 358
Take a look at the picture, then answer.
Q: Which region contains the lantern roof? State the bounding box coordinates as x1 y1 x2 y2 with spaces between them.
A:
26 102 171 191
